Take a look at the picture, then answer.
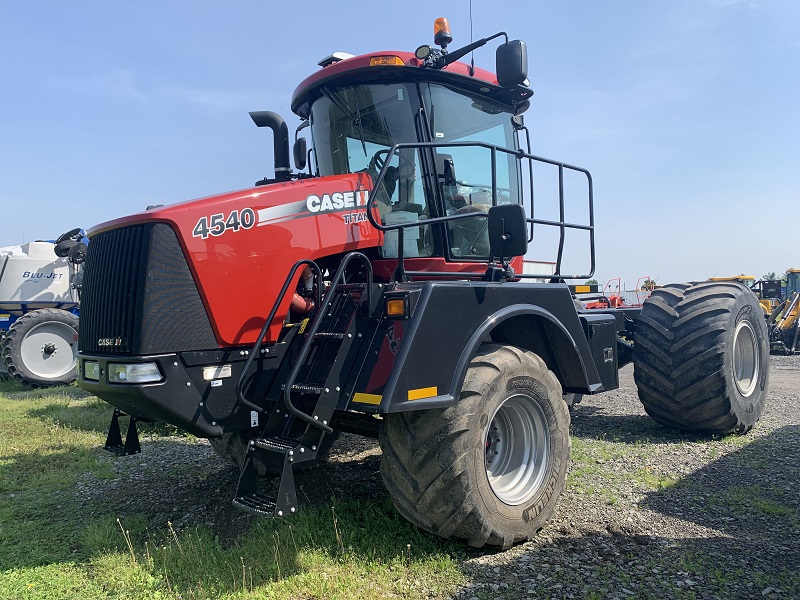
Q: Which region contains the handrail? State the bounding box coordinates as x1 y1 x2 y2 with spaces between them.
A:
364 140 595 281
279 251 374 433
234 259 322 415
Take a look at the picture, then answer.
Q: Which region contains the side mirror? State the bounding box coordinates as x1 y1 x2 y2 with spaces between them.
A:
488 203 528 259
293 137 307 171
443 157 457 186
496 40 528 88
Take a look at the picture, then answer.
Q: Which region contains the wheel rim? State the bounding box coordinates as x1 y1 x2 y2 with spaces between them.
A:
19 322 78 379
485 393 550 505
732 320 759 397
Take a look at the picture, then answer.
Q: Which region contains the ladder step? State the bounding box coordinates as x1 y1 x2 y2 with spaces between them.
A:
290 383 324 394
335 283 366 291
314 332 345 340
232 493 277 517
253 435 300 452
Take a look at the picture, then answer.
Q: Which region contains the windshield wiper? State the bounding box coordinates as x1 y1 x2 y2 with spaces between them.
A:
353 91 367 157
322 86 367 157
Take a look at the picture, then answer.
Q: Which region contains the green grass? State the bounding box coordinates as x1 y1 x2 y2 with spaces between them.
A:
568 436 678 501
3 379 799 599
73 500 461 599
636 467 679 491
707 485 797 519
0 382 464 599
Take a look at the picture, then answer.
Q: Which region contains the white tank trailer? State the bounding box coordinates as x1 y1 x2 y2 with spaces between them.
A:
0 230 84 387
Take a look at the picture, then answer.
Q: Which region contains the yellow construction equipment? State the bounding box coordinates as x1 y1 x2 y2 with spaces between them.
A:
708 276 756 285
750 278 784 315
769 269 800 354
708 275 784 316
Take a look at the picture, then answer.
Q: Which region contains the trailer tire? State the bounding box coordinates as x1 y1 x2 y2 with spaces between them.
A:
633 281 769 434
0 342 7 381
379 343 570 549
1 308 79 388
0 331 7 380
209 430 341 476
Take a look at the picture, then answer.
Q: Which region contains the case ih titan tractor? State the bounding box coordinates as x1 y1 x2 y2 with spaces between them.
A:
77 20 769 548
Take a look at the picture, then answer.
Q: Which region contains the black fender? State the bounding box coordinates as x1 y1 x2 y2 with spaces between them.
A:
349 281 604 413
452 304 603 400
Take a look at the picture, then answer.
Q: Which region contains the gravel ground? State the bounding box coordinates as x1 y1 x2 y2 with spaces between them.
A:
454 355 800 599
80 355 800 599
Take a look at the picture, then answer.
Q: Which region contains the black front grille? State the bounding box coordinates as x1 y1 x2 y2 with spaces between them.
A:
80 223 217 355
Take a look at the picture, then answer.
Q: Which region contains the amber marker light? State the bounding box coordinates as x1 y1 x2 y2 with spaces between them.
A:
369 55 405 66
386 297 408 318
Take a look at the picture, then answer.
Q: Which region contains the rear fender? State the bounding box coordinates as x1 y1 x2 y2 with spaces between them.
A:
369 302 602 414
473 306 601 393
444 306 602 409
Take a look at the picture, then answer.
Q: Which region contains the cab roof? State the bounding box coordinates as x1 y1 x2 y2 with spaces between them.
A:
290 50 532 120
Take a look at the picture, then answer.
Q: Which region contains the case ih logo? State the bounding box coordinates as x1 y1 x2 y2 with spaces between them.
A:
254 190 371 228
98 337 127 348
306 190 370 214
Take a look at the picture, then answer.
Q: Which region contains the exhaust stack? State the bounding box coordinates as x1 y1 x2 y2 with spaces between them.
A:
250 111 291 182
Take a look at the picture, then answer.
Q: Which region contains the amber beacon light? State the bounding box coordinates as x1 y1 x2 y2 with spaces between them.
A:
433 17 452 48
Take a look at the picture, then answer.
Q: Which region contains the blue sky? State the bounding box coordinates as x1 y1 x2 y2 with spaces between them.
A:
1 0 797 287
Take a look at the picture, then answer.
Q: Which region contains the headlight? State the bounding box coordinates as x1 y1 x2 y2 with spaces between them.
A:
83 361 100 381
108 362 162 384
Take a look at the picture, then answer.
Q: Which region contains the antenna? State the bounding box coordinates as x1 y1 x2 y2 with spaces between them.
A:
469 0 475 76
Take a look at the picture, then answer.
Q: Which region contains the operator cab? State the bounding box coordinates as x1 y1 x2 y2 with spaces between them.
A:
307 82 521 261
290 19 533 277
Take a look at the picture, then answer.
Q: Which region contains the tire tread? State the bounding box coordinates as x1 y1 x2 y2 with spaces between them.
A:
379 344 570 548
634 282 768 434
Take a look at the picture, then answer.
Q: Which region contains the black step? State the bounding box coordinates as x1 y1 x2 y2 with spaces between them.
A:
253 435 300 452
232 493 277 517
289 383 324 394
335 283 366 291
314 332 346 340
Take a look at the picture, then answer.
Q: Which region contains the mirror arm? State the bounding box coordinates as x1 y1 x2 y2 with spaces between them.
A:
294 119 310 141
436 31 507 68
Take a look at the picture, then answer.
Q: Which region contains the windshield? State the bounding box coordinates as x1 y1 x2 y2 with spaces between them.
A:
310 83 432 258
310 83 420 176
420 83 520 259
788 271 800 295
309 81 521 260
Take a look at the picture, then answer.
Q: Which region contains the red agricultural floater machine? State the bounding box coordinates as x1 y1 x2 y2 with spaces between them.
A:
77 19 769 548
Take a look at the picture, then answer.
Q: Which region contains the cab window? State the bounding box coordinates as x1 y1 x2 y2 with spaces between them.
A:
421 83 521 260
311 83 433 257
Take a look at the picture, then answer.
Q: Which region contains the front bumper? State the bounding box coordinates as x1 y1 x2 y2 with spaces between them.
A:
77 353 227 437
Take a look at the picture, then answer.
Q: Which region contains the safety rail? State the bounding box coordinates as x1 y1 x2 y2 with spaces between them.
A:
233 259 322 417
233 253 374 432
278 251 373 432
365 140 594 281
